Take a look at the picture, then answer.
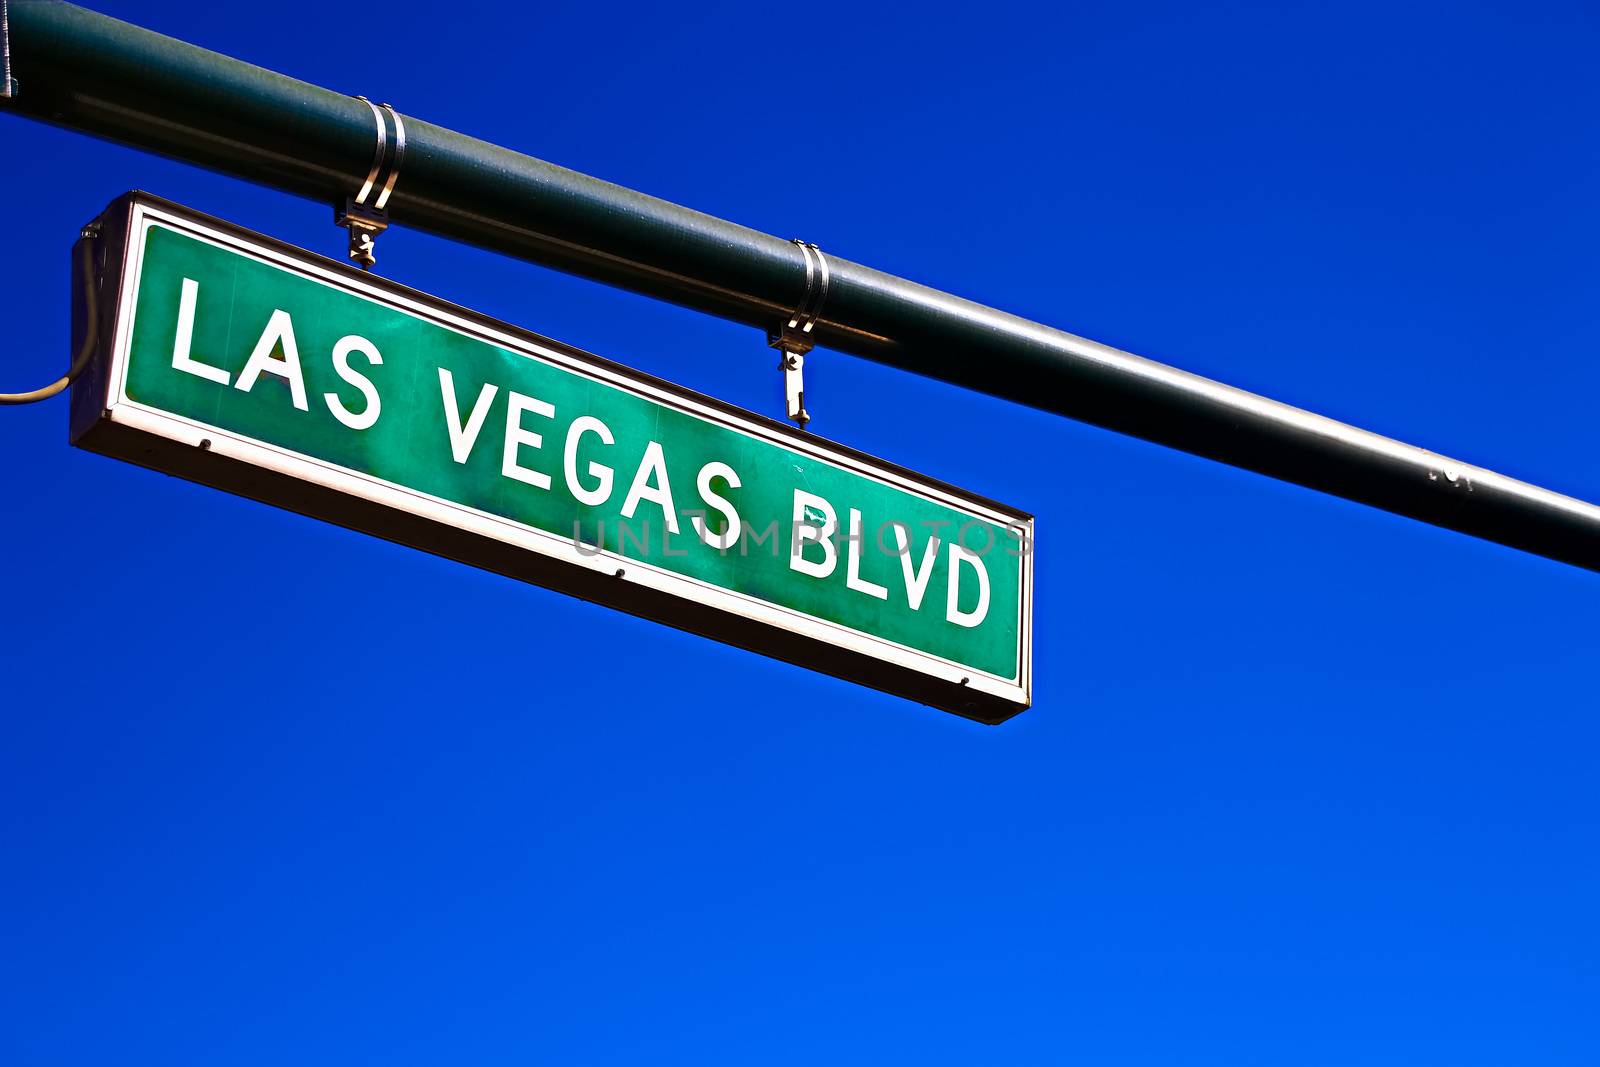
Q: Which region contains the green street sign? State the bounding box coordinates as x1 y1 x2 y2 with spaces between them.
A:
71 194 1034 722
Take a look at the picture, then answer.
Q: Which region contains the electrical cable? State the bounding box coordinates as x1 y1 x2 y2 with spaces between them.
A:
0 237 99 405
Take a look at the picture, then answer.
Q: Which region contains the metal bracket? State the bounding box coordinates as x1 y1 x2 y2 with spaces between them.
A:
336 96 406 269
767 239 830 430
2 0 16 99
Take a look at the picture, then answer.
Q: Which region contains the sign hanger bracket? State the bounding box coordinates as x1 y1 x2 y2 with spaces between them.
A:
335 96 406 270
767 239 829 431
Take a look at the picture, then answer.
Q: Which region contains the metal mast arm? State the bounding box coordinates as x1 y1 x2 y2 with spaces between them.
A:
5 1 1599 570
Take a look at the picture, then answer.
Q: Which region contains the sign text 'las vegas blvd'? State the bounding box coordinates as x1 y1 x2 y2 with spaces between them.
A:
71 195 1033 721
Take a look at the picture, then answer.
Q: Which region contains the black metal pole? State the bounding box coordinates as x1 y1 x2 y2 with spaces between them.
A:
5 1 1599 571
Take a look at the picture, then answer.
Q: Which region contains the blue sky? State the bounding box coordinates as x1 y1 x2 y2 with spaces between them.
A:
3 1 1598 1063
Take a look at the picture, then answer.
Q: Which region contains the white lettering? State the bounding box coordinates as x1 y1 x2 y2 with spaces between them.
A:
846 509 888 600
563 415 615 506
946 544 991 628
891 522 941 611
501 391 555 489
438 368 498 464
790 489 838 579
621 441 680 534
170 278 231 385
323 335 382 430
235 309 308 410
692 461 742 550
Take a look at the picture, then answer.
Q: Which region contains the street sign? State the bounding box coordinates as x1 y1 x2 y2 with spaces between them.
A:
70 194 1033 722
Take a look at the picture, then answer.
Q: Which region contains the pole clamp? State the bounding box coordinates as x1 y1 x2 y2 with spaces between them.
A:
336 96 406 269
767 239 830 430
2 0 16 98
